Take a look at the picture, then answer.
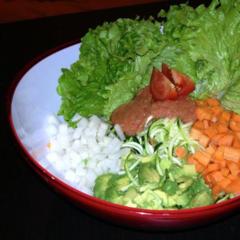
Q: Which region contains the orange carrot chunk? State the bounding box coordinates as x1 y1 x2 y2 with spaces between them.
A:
221 167 230 177
203 120 210 129
211 133 226 145
211 106 223 117
217 123 229 134
195 107 213 121
198 134 210 147
195 162 206 173
206 98 220 107
231 113 240 122
224 179 240 194
175 146 187 158
188 156 206 173
218 178 232 190
227 162 240 177
206 144 216 155
218 160 227 168
204 163 220 174
217 134 234 146
228 174 238 181
233 138 240 148
193 150 211 166
190 128 210 147
196 100 208 107
209 171 224 185
212 184 222 197
205 174 213 185
213 147 224 161
235 132 240 140
190 128 202 140
229 120 240 132
204 126 218 138
223 147 240 162
193 121 205 130
219 111 232 123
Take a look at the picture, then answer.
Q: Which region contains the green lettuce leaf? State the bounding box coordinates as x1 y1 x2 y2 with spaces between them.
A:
57 18 165 123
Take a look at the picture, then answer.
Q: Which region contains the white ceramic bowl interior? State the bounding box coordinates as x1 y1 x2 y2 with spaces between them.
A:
11 43 80 182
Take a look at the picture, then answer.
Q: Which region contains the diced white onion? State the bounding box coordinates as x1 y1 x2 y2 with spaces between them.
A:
43 114 123 195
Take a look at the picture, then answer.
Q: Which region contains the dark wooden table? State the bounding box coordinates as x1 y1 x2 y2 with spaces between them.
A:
1 1 240 239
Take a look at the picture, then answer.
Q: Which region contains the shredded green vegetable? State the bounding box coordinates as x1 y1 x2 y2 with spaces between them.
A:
121 118 199 170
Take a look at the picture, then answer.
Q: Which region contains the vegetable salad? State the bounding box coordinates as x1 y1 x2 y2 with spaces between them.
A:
55 0 240 209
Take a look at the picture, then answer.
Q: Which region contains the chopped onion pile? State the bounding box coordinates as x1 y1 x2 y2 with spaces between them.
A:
45 115 124 194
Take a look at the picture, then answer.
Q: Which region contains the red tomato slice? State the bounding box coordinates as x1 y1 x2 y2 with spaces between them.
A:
150 68 178 101
171 69 195 96
162 63 173 81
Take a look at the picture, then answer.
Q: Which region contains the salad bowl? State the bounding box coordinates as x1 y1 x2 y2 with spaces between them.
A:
7 41 240 230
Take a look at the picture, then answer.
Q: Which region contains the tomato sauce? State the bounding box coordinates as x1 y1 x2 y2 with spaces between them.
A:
111 87 196 136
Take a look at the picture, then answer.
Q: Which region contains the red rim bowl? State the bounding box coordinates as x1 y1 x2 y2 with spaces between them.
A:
6 40 240 231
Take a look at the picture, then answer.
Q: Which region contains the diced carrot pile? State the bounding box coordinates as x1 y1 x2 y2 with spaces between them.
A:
188 98 240 198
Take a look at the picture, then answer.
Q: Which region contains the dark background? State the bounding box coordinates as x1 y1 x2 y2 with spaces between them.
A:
1 1 240 239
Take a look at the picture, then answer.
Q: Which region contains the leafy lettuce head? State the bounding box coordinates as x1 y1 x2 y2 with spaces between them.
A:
57 0 240 125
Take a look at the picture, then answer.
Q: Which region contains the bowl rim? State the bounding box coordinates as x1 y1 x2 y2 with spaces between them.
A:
6 38 240 217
